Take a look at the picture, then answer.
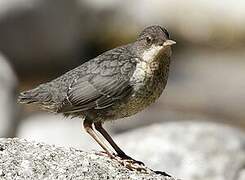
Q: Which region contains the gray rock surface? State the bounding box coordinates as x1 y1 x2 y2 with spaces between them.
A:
115 121 245 180
17 117 245 180
0 138 177 180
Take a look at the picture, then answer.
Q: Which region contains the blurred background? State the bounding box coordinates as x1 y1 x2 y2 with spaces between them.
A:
0 0 245 179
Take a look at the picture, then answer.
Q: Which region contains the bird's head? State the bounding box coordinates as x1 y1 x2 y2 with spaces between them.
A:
132 25 176 61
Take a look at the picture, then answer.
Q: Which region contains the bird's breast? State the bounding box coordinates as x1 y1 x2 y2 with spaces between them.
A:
124 56 170 113
95 55 170 121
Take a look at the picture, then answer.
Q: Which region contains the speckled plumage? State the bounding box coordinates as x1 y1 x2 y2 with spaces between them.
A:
19 25 175 123
18 26 175 172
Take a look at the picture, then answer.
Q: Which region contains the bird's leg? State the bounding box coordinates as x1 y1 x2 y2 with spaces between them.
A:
94 122 125 156
94 122 144 165
83 119 113 158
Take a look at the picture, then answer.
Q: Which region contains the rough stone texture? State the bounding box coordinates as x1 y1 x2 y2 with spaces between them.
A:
115 121 245 180
0 138 177 180
17 117 245 180
0 53 19 137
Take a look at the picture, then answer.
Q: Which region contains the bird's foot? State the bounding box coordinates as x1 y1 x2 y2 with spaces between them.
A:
114 153 145 166
95 151 171 176
153 170 171 177
95 151 116 159
97 151 144 164
96 151 146 172
114 156 148 173
112 153 149 172
95 151 108 156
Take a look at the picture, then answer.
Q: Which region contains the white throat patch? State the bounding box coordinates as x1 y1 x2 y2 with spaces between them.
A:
142 45 163 62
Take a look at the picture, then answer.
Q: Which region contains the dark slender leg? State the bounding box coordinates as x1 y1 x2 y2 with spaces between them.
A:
94 122 125 155
94 122 144 165
83 119 113 158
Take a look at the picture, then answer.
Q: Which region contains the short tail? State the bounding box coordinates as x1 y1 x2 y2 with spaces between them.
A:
18 89 39 104
18 85 51 104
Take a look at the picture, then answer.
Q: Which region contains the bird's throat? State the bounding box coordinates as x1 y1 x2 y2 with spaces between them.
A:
142 45 163 63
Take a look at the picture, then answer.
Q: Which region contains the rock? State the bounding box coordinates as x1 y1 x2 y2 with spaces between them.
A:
0 138 176 180
115 121 245 180
0 0 118 78
18 117 245 180
162 48 245 128
0 53 19 137
0 0 99 77
0 0 79 56
0 0 82 77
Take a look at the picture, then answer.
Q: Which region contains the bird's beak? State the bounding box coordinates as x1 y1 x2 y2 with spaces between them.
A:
163 40 176 46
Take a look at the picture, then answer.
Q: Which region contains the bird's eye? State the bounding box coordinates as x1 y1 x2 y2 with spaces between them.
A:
146 36 153 45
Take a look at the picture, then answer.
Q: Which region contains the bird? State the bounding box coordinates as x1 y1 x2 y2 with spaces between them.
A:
18 25 176 169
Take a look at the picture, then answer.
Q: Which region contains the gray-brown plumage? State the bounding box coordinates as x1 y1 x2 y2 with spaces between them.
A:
18 25 175 169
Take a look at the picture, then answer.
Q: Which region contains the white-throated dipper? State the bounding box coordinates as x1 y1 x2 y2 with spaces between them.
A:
18 25 176 172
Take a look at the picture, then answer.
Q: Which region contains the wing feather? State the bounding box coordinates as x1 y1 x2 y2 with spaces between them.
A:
58 47 137 114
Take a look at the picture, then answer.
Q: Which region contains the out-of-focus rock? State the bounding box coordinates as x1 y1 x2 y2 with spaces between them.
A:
0 0 82 76
0 138 176 180
115 121 245 180
162 48 245 128
17 113 99 150
0 0 116 78
0 53 19 137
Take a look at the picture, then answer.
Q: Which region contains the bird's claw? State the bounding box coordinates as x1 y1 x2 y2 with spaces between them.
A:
114 156 148 173
113 153 145 166
95 151 115 158
95 151 171 176
153 170 172 177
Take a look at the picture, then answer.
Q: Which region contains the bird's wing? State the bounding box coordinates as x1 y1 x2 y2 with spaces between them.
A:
58 47 137 113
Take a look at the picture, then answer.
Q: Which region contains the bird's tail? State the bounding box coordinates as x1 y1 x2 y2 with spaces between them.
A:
18 88 39 104
18 86 51 104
